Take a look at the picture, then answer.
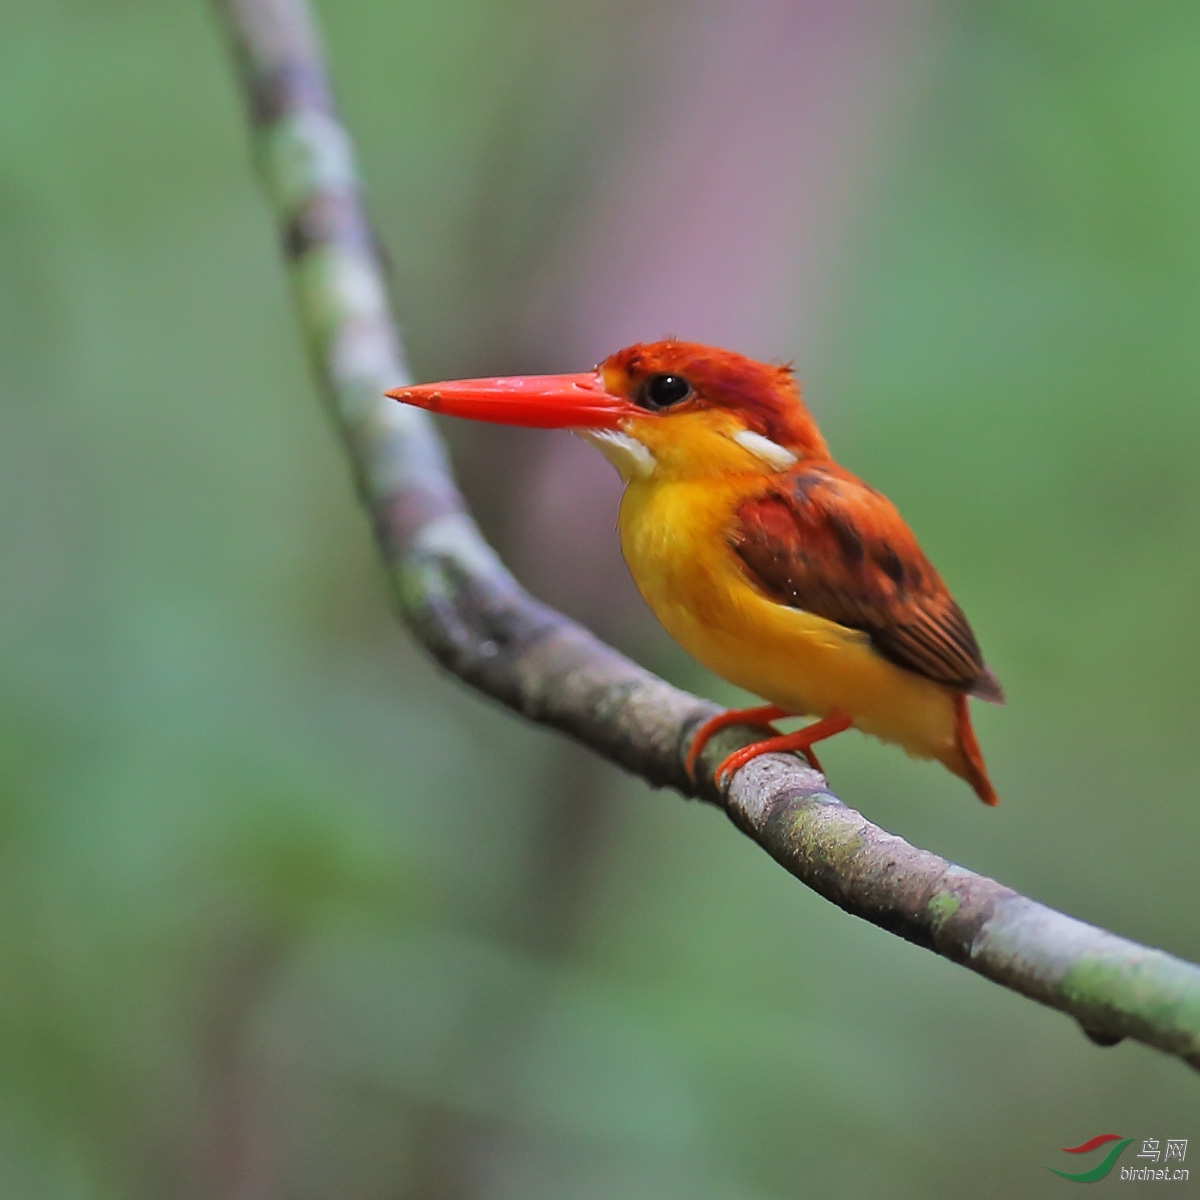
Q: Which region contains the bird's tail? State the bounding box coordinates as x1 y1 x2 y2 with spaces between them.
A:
949 693 999 806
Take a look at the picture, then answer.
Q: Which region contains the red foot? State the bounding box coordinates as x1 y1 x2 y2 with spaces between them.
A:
685 705 789 780
715 712 853 787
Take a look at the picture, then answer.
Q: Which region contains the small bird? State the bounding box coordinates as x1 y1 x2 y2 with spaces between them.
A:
388 340 1003 804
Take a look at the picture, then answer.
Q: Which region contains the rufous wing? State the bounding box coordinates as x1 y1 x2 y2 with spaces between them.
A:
731 462 1003 703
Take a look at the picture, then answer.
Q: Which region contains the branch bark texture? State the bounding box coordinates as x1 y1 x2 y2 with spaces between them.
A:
212 0 1200 1072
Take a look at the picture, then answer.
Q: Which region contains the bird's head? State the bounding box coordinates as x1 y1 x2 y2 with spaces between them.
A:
387 340 828 482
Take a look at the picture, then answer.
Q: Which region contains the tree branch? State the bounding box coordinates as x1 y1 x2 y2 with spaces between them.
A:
211 0 1200 1072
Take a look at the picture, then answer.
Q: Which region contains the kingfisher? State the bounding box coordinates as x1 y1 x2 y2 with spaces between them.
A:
389 340 1002 804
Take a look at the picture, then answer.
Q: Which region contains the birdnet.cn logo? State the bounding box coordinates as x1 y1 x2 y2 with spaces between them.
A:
1047 1134 1190 1183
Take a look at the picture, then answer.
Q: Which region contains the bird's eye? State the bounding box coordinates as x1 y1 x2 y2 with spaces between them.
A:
641 373 693 410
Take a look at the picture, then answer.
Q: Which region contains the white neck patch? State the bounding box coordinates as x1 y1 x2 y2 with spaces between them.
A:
732 429 797 470
577 428 656 479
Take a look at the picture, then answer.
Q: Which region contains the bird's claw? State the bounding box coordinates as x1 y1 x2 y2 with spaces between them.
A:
684 705 789 783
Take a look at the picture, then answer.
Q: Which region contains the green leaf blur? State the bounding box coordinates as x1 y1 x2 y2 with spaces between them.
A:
0 1 1196 1197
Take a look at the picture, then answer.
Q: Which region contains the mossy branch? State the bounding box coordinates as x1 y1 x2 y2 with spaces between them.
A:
211 0 1200 1073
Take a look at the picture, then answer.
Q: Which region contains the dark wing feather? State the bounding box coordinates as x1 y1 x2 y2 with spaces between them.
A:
732 462 1003 702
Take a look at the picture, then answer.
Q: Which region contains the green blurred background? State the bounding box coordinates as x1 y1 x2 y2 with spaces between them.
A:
1 1 1198 1196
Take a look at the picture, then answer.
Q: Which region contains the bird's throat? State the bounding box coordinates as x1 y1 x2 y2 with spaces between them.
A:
576 428 656 480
